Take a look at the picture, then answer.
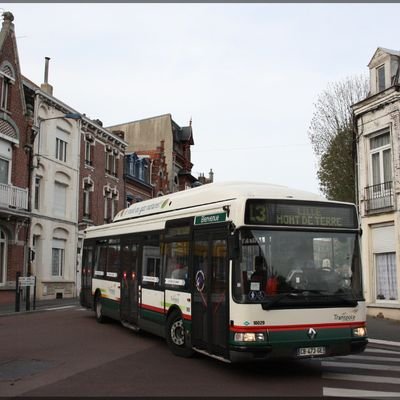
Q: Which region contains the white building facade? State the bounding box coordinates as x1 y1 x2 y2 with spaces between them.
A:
29 87 81 299
353 47 400 320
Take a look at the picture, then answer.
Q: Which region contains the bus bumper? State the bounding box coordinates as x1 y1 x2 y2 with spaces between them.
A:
229 338 368 363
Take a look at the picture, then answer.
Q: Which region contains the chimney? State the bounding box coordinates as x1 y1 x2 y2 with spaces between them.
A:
112 130 125 140
209 168 214 182
1 12 14 33
40 57 53 95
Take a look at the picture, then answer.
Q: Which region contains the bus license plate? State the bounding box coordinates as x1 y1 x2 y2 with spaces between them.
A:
297 346 326 356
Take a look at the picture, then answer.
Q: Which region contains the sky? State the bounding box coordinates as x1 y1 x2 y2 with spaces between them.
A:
2 3 400 194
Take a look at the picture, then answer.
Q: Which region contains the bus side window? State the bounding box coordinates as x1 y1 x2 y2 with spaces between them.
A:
106 239 120 281
142 245 161 287
164 241 189 289
94 240 107 278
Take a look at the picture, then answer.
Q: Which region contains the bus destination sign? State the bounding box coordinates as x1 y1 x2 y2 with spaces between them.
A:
194 212 227 225
245 200 358 229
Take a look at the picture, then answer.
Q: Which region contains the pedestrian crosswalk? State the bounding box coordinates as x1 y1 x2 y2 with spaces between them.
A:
322 346 400 398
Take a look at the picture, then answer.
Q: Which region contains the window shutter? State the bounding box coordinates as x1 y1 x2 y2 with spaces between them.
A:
372 225 395 253
54 183 67 217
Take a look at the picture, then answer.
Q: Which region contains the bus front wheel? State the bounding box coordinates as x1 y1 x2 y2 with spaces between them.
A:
166 310 194 358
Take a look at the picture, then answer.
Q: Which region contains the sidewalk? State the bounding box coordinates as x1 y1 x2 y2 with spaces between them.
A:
366 315 400 345
0 295 80 316
0 296 398 346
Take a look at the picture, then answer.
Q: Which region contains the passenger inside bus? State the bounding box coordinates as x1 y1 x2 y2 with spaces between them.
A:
250 256 278 295
250 256 268 283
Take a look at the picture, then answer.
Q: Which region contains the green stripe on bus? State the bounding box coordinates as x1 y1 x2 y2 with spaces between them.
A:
101 297 119 311
141 308 165 324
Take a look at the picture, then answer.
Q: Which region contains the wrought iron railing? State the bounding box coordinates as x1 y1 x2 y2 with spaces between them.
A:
364 181 394 212
0 183 29 210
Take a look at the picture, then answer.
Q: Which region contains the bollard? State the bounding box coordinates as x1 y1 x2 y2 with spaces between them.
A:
15 271 21 312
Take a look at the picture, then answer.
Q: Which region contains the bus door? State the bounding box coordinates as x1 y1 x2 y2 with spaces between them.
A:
191 228 229 358
120 241 139 324
81 243 94 307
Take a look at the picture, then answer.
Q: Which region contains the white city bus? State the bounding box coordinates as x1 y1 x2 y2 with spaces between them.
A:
80 182 367 362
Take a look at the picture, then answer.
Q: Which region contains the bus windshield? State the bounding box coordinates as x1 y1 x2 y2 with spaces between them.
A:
233 229 363 307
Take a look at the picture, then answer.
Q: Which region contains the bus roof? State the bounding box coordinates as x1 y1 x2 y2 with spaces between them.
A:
113 181 327 223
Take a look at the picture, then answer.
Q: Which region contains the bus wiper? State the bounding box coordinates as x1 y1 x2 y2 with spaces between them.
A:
335 296 358 306
262 289 348 310
262 291 304 310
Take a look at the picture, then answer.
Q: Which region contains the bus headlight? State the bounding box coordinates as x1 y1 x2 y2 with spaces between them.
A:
234 332 265 342
352 327 367 337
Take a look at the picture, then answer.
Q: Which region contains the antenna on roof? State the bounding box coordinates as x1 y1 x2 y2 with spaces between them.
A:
189 116 192 127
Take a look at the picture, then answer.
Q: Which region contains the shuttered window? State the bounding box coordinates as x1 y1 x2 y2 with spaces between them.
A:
54 182 67 217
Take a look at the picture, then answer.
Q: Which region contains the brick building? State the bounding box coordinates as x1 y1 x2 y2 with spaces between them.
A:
0 12 31 300
79 118 126 230
108 114 197 195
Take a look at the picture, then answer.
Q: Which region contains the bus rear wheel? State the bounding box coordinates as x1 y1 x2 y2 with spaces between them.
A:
166 310 194 358
94 292 105 323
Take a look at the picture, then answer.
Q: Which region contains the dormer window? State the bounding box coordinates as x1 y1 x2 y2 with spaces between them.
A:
377 65 385 92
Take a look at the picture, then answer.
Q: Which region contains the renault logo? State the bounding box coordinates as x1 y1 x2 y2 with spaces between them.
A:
308 328 317 340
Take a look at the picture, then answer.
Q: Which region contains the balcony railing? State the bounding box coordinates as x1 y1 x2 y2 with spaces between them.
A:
0 183 29 210
364 181 394 212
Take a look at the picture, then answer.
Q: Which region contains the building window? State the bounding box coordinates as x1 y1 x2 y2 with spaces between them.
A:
370 132 392 186
365 132 394 211
83 185 91 219
0 228 6 285
377 65 385 92
111 192 118 220
83 178 94 219
52 239 65 277
104 192 111 223
0 78 10 110
105 149 117 177
34 176 41 210
376 252 398 301
56 138 67 162
54 182 67 217
0 157 9 184
85 141 92 166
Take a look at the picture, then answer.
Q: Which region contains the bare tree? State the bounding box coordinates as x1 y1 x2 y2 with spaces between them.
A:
308 74 369 201
309 74 369 157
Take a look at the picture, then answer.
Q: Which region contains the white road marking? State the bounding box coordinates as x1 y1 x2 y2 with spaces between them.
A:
323 372 400 385
43 305 76 311
322 361 400 372
323 387 400 398
366 348 400 355
332 354 400 363
369 338 400 348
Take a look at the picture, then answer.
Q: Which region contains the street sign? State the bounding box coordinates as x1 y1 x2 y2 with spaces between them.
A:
18 276 35 287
